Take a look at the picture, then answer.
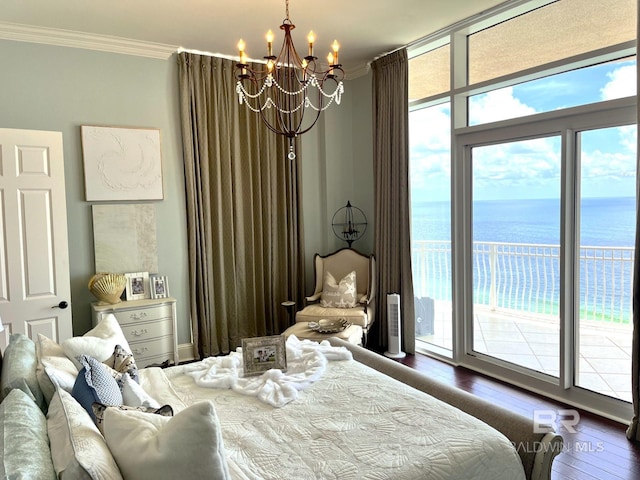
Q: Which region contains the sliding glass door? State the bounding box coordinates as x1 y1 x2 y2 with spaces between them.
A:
471 137 561 376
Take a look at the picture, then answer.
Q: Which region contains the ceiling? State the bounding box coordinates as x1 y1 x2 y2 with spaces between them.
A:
0 0 507 77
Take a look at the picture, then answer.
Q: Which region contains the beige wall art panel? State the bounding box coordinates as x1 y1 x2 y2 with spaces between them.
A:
92 204 158 274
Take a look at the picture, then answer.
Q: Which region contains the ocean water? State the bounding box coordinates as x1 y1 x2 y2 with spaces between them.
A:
411 196 636 246
411 196 636 322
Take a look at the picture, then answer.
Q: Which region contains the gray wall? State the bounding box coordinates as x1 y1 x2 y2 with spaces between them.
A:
301 72 374 294
0 38 375 347
0 40 191 344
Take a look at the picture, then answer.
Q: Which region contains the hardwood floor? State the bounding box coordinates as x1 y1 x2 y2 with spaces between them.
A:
394 352 640 480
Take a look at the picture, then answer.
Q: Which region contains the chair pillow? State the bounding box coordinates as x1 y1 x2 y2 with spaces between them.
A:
72 355 123 421
0 389 56 480
1 333 46 412
321 270 357 308
103 400 231 480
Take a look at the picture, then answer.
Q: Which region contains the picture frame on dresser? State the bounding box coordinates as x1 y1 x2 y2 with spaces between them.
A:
150 274 169 299
124 272 150 301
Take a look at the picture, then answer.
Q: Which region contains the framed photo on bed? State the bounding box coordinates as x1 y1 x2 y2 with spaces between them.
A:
242 335 287 376
124 272 150 301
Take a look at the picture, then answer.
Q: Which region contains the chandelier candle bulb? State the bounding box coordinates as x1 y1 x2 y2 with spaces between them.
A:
327 53 334 74
307 31 315 57
332 40 339 64
237 39 245 58
266 30 274 56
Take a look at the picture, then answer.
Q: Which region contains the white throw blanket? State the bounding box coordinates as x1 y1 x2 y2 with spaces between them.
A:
182 335 352 407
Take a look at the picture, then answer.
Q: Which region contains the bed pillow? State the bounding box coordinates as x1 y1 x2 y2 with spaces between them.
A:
72 355 123 421
103 400 231 480
0 389 56 480
121 373 161 408
35 334 79 405
0 333 46 412
47 389 123 480
92 402 173 435
320 270 357 308
103 344 139 383
61 314 131 369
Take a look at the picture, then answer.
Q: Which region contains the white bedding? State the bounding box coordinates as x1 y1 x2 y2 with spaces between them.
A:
141 357 526 480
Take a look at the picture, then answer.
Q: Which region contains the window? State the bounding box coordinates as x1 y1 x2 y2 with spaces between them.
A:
409 0 637 421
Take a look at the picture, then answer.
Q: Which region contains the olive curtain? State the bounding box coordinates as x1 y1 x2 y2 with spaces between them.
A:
177 52 305 357
626 14 640 441
371 48 416 354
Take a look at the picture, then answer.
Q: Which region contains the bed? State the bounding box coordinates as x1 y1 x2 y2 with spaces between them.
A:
0 317 563 480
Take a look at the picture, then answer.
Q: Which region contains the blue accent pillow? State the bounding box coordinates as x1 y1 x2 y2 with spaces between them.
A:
72 355 123 421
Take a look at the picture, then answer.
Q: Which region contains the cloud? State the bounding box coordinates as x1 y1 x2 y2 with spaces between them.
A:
600 65 637 100
409 63 637 202
469 87 537 124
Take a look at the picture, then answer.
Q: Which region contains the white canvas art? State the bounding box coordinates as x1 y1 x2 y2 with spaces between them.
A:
82 125 164 201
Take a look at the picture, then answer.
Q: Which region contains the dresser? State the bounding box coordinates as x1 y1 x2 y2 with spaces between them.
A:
91 298 178 368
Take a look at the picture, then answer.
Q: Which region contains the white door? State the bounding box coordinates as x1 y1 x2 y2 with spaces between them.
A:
0 128 72 349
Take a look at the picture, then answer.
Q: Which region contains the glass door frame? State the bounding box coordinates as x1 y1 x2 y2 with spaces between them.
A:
452 97 635 423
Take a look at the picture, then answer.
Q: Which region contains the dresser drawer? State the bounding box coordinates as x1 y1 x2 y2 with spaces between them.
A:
122 318 173 342
129 335 174 363
110 304 173 326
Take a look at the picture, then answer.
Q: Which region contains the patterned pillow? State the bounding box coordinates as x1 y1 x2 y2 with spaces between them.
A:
320 270 357 308
72 355 123 421
103 344 139 383
92 402 173 435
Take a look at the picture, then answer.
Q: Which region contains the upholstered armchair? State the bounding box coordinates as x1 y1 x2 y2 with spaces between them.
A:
295 248 376 345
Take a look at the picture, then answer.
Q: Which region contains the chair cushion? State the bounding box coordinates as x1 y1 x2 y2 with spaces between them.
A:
283 322 363 345
320 270 357 308
296 304 369 328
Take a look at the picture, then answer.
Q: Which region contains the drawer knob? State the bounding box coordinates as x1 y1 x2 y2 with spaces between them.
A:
130 312 148 320
132 347 149 355
131 328 148 337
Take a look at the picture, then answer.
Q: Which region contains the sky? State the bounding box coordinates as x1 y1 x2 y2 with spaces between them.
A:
409 59 637 203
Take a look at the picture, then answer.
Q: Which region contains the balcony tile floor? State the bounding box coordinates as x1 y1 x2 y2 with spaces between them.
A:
417 302 632 402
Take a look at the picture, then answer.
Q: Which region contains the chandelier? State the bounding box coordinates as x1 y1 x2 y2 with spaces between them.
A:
235 0 345 159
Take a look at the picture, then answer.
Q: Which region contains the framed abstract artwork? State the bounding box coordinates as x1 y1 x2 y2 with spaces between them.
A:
81 125 164 201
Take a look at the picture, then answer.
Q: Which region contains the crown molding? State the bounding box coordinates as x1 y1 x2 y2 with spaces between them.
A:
0 21 177 60
345 62 371 80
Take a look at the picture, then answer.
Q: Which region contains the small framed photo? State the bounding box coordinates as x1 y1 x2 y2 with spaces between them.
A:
124 272 150 301
241 335 287 377
150 275 169 299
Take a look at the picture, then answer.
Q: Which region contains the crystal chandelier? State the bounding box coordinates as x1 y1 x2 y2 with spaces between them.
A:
235 0 344 159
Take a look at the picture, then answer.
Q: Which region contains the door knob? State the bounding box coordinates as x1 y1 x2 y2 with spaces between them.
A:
52 301 69 309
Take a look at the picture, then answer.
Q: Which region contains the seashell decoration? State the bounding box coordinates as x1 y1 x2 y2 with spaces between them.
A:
88 273 127 305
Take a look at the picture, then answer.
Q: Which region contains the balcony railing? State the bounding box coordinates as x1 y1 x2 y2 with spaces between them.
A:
412 240 634 324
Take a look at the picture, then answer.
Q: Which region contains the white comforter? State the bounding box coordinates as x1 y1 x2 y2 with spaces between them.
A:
180 336 352 407
141 350 526 480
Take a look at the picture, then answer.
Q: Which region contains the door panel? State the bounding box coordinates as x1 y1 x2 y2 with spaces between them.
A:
0 128 72 348
471 136 561 376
